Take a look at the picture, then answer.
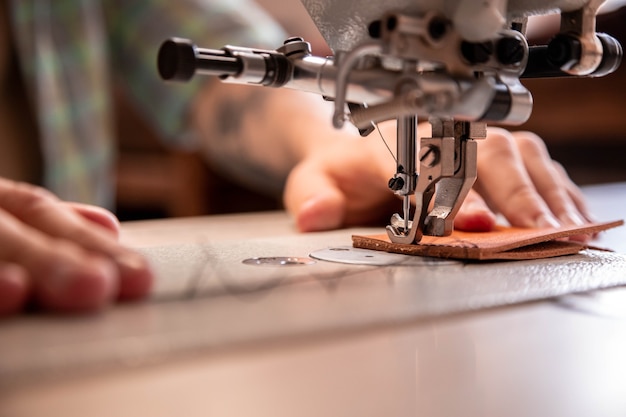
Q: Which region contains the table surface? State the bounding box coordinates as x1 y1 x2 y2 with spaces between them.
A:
2 183 626 417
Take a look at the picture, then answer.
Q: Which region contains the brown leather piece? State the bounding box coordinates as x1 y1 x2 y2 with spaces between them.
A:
352 220 624 260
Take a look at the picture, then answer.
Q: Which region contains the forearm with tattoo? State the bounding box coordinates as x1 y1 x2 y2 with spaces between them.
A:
191 81 348 196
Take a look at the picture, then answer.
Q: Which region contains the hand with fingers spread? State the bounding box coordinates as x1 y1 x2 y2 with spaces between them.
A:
284 123 594 242
0 179 153 317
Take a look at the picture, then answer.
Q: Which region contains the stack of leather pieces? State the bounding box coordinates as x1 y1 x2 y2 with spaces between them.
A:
352 220 624 261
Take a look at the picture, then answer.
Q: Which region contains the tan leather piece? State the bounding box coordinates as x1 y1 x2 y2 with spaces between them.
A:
352 220 624 260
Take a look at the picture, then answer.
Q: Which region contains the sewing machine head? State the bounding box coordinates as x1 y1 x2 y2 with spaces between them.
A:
158 0 622 243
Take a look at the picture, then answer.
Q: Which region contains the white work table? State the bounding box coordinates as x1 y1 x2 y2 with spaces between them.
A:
2 183 626 417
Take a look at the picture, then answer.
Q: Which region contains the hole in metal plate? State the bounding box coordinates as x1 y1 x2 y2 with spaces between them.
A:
310 246 459 266
242 256 317 266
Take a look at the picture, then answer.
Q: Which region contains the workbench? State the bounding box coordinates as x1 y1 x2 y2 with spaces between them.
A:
2 183 626 417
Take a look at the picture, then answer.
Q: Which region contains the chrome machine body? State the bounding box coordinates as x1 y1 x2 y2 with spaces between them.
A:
158 0 622 243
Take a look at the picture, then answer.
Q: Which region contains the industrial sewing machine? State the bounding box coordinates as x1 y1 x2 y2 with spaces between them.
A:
157 0 622 244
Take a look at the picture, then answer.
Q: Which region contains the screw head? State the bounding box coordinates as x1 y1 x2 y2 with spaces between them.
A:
388 176 405 191
419 145 440 167
496 37 526 66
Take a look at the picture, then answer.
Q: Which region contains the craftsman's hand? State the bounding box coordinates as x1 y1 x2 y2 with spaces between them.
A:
284 125 592 239
0 179 153 317
283 122 401 232
467 128 593 233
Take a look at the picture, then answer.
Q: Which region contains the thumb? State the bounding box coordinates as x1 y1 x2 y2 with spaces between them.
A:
453 189 497 232
284 162 347 232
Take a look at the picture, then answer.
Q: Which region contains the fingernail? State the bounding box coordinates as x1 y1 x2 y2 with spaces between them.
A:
583 211 598 224
43 263 82 296
0 265 29 316
115 252 148 274
568 233 592 243
41 257 118 310
0 264 27 288
559 211 586 227
114 252 153 300
297 196 343 232
535 213 561 229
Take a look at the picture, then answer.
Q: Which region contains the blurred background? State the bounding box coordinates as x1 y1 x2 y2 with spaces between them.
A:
114 1 626 221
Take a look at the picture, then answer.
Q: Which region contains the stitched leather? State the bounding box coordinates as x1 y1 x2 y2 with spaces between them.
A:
352 220 624 260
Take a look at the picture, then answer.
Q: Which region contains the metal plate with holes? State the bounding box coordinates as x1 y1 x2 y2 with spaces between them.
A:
242 257 317 266
310 246 460 266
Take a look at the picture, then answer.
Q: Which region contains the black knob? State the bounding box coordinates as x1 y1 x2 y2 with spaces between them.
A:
547 34 581 70
158 38 197 81
593 33 623 77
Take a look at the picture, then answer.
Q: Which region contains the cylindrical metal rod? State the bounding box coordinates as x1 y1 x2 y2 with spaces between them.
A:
396 115 417 232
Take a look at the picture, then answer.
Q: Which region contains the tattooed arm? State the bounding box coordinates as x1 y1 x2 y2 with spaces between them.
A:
190 81 360 197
